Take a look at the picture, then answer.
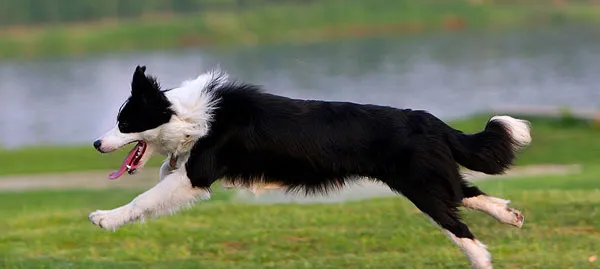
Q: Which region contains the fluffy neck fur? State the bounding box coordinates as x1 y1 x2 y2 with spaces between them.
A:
150 69 226 157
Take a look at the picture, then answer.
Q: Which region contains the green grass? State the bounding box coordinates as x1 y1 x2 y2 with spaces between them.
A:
1 169 599 268
1 115 599 176
2 0 600 59
1 114 599 268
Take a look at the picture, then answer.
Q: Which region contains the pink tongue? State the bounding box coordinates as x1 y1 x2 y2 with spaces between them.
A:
108 143 139 180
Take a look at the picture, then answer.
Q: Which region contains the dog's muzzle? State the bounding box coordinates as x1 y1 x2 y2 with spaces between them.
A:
93 140 103 152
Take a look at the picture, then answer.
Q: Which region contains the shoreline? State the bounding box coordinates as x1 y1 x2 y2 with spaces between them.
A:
1 2 600 59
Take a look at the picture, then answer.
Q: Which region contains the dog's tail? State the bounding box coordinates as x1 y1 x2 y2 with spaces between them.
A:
447 116 531 175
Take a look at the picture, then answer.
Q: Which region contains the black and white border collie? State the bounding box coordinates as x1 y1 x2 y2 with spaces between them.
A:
91 66 531 269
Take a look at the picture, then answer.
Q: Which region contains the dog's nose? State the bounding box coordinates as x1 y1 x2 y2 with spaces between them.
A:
93 140 102 151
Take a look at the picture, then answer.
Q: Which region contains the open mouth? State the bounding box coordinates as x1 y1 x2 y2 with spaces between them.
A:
108 140 147 180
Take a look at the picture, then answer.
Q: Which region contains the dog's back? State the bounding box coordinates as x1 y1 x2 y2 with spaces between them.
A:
188 86 530 197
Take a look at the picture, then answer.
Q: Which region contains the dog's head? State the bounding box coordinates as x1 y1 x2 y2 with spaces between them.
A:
93 66 175 179
94 65 224 179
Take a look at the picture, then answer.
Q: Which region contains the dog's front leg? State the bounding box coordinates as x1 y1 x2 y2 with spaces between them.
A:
89 168 210 231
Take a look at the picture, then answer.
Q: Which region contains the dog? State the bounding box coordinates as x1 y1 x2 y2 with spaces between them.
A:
91 66 531 269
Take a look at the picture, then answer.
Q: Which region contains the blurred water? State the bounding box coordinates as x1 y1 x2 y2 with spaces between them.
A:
1 25 599 148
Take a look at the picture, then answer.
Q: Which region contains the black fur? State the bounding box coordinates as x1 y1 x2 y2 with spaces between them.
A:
448 120 518 175
117 66 174 133
181 80 524 241
113 67 525 246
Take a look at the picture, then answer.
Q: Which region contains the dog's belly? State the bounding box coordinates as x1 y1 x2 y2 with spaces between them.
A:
221 178 285 196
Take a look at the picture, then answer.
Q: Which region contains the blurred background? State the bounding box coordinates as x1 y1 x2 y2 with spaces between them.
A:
1 0 599 149
1 1 599 268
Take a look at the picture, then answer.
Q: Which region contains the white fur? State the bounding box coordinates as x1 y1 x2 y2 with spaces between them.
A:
95 125 141 153
89 164 209 231
91 70 224 231
96 70 222 166
95 124 157 169
157 69 223 156
490 115 532 149
462 195 524 228
442 229 492 269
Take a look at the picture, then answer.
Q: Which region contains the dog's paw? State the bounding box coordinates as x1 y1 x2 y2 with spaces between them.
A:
504 207 524 228
489 199 524 228
89 207 137 231
463 195 525 229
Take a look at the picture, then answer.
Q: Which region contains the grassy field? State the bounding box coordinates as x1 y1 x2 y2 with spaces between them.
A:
2 0 600 59
1 168 599 268
1 115 599 268
1 115 599 176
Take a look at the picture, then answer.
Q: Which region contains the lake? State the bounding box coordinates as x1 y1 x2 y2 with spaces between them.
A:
1 25 599 148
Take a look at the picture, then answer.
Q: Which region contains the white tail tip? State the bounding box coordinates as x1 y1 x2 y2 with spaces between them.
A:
490 115 532 149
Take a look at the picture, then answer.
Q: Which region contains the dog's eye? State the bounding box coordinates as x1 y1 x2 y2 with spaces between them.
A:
119 122 129 129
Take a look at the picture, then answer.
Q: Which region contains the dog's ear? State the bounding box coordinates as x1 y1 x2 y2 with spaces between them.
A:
131 65 157 96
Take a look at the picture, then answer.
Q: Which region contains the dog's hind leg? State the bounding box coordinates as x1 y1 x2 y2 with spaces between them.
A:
89 167 210 231
388 179 492 269
461 182 524 228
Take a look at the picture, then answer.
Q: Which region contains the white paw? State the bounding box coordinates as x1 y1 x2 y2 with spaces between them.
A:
463 195 525 228
501 207 525 228
488 198 524 228
89 207 138 231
